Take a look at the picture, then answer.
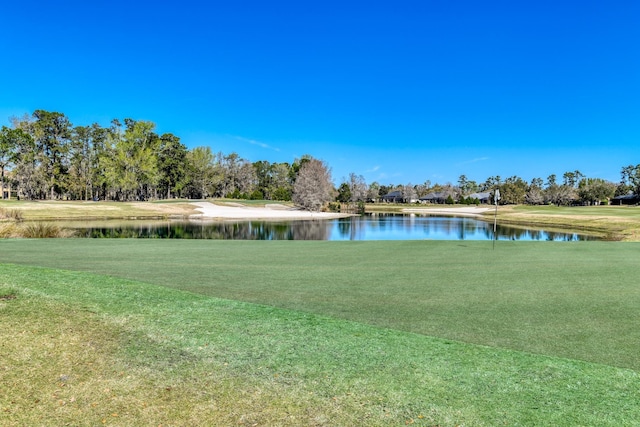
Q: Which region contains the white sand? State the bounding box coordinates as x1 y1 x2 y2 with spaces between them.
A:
402 206 493 216
190 202 492 220
190 202 352 220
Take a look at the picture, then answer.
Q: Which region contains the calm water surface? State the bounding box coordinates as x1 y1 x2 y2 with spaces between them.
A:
68 214 599 241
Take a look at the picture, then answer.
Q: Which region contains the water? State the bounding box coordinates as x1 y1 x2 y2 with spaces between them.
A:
67 214 599 241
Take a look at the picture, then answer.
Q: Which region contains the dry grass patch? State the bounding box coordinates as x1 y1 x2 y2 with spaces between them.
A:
0 207 23 221
0 223 19 238
0 282 395 426
0 201 198 221
487 205 640 240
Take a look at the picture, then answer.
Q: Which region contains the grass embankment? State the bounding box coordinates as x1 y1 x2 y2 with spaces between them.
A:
489 205 640 241
2 240 640 425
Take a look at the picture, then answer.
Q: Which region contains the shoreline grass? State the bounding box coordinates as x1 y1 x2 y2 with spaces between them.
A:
2 263 639 426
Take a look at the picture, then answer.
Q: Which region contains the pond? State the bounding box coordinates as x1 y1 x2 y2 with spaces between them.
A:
65 214 600 241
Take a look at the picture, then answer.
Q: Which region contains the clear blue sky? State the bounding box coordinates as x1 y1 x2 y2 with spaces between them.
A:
2 1 638 186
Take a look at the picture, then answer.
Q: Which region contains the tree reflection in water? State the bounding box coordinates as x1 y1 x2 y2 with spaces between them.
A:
70 214 599 241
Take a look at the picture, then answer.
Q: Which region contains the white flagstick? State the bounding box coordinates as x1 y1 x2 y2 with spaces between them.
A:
493 189 500 249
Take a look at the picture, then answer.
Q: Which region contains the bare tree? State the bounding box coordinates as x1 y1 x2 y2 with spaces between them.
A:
545 184 577 206
525 179 545 205
348 173 368 202
366 181 381 202
401 183 418 203
292 158 334 211
414 180 432 197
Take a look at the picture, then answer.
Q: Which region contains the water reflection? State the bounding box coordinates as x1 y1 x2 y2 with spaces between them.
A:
68 214 599 241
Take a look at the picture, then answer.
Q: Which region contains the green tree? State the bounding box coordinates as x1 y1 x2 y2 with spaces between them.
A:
269 162 293 201
578 178 616 205
336 182 352 202
184 146 220 199
620 164 640 196
68 125 98 200
157 133 187 199
458 175 478 196
11 129 41 199
0 127 32 199
481 175 501 192
562 170 584 188
103 119 159 201
88 123 110 200
32 110 72 199
499 176 527 205
253 160 273 199
378 184 393 198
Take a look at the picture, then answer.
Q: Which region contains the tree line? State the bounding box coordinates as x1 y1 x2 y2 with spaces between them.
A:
0 110 335 209
359 170 639 206
1 110 639 209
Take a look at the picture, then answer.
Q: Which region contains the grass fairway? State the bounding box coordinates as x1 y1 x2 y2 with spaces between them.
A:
2 240 640 425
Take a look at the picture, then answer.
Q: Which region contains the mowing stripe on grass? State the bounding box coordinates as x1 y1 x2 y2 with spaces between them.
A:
2 263 640 426
1 239 640 370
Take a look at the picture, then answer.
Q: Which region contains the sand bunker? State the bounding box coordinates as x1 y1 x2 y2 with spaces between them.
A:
190 202 352 220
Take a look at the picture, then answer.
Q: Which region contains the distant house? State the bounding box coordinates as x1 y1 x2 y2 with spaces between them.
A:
1 185 8 200
611 193 639 205
467 191 492 204
419 192 448 204
381 190 404 203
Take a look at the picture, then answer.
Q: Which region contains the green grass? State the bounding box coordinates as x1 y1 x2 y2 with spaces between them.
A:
2 239 640 369
2 261 640 426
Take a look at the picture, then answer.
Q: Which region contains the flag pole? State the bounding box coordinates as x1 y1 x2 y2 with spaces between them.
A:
493 189 500 250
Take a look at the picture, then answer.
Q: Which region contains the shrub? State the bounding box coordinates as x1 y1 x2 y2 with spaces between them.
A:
0 207 23 221
249 190 264 200
20 222 70 238
327 202 341 212
271 187 292 201
0 223 19 237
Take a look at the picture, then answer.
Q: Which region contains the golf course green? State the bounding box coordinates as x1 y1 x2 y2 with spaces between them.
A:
2 238 640 425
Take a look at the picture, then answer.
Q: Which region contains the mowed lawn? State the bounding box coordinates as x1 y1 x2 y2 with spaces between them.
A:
2 239 640 425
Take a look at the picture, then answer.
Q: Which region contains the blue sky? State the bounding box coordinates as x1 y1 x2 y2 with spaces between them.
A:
2 1 638 186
